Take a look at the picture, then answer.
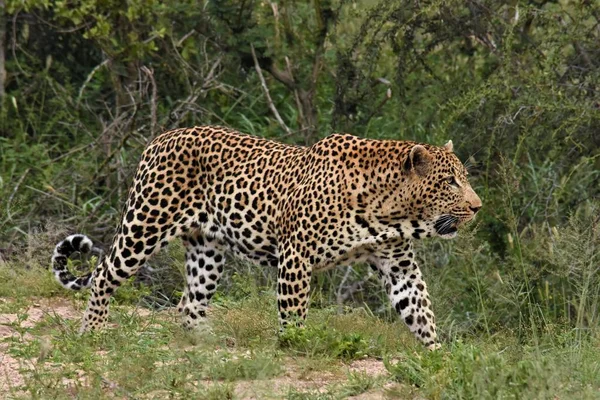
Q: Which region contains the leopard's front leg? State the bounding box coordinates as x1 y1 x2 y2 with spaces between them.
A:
386 263 439 350
370 241 439 350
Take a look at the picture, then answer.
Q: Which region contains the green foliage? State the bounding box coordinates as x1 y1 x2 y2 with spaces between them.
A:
385 337 600 399
279 324 369 361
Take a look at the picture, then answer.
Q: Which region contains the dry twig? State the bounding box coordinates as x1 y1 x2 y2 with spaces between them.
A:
77 59 109 106
141 66 158 136
336 266 375 313
5 168 30 220
250 44 292 135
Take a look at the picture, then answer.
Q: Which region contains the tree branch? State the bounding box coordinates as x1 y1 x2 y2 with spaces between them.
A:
141 66 158 136
250 44 291 135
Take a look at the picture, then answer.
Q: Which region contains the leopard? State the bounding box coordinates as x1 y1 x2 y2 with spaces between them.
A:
51 125 481 350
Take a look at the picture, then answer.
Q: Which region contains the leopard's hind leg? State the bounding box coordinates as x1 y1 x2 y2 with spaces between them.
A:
80 226 168 332
177 232 226 329
80 200 194 332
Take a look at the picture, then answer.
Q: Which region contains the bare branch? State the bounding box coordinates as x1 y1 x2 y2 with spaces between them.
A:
285 56 305 129
77 59 109 106
359 85 392 126
337 266 354 314
336 266 375 312
141 66 158 136
250 44 292 135
5 168 30 220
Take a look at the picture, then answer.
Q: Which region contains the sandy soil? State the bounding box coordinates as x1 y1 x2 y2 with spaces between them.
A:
0 298 80 395
231 357 392 399
0 299 396 398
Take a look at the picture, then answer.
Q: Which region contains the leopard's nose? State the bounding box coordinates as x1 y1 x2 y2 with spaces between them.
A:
466 187 482 214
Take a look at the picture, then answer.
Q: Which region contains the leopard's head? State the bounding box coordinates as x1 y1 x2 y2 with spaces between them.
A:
401 140 482 239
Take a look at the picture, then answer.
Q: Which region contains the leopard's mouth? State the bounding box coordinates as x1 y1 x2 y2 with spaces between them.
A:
434 215 459 237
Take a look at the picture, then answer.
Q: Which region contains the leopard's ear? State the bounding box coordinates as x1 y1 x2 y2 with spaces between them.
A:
443 140 453 152
404 145 432 176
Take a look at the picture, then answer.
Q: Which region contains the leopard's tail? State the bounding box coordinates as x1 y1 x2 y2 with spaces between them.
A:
51 234 100 290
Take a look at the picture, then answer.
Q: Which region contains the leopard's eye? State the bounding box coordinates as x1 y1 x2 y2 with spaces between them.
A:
445 176 459 187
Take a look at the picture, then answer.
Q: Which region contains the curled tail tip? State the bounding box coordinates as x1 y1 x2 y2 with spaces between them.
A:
52 234 95 290
53 234 94 258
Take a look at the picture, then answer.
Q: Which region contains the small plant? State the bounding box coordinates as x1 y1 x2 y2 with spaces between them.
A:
199 383 235 400
384 347 444 387
334 333 369 360
279 324 369 360
340 371 377 397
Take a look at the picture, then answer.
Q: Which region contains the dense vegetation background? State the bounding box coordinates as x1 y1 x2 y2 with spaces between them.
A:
0 0 599 397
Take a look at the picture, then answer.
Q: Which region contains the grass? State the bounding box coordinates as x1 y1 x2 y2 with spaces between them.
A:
0 232 599 399
385 335 600 399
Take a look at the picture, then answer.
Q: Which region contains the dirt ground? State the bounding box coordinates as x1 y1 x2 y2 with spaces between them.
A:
0 298 81 394
0 299 395 399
